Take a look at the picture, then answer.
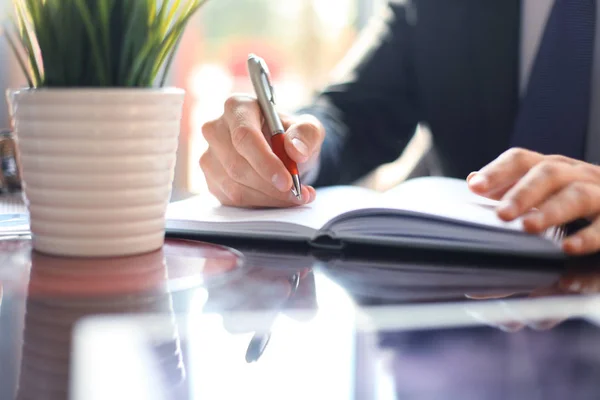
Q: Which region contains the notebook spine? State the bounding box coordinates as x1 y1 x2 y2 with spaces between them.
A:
309 232 345 252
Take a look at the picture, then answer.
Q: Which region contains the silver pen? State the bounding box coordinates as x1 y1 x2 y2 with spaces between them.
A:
247 53 302 200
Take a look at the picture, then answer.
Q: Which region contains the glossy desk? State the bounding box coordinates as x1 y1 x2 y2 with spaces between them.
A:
2 229 600 399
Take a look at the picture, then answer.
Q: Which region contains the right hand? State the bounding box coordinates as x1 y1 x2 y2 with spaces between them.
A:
200 95 325 208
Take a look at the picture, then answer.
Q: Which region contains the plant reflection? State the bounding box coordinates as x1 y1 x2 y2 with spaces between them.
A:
15 248 183 400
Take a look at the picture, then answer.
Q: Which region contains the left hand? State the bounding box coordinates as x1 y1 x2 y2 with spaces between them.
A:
467 148 600 255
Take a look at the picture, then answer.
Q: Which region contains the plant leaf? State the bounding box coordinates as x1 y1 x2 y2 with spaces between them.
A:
13 5 41 86
5 0 207 87
72 0 108 85
98 0 116 83
3 24 34 87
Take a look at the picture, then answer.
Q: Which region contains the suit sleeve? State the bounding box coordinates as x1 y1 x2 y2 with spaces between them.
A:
298 2 421 187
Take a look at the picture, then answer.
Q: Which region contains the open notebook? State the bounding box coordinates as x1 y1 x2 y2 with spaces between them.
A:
165 177 565 258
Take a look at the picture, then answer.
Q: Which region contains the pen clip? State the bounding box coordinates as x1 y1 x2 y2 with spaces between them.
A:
256 56 277 105
247 53 286 135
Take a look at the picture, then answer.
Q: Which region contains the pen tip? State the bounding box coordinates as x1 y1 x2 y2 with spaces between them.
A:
292 174 302 201
291 186 301 198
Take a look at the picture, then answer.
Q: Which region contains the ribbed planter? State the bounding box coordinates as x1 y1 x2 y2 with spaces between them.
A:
11 88 185 257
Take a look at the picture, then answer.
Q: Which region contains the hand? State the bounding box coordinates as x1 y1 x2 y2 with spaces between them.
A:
200 95 325 208
467 148 600 255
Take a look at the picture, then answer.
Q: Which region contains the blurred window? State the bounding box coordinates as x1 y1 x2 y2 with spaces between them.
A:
174 0 374 193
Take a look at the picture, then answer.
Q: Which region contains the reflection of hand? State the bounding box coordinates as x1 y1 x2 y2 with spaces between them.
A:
204 267 317 334
468 148 600 255
465 266 600 332
204 266 317 363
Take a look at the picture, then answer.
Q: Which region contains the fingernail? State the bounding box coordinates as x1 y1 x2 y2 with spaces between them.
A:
524 211 544 229
466 172 477 183
498 200 517 219
565 237 583 252
292 138 308 157
468 174 488 191
272 174 289 192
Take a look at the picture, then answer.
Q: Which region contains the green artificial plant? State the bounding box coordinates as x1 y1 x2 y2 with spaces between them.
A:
3 0 206 88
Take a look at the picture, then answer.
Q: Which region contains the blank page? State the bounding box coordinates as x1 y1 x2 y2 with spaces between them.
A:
379 177 525 231
166 185 379 231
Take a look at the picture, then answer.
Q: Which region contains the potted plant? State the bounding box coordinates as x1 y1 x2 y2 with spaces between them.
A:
2 0 206 257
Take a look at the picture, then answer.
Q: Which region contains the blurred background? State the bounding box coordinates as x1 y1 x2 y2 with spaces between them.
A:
0 0 429 196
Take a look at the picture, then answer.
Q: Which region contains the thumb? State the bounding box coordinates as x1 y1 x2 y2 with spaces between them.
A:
283 115 325 164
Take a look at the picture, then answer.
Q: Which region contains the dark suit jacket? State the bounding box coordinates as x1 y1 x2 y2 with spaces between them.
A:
301 0 522 187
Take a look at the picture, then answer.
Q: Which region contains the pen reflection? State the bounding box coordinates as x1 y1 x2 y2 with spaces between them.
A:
202 265 318 363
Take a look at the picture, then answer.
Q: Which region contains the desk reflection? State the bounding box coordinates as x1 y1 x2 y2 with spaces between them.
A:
461 259 600 333
202 263 317 363
324 255 561 304
6 235 600 399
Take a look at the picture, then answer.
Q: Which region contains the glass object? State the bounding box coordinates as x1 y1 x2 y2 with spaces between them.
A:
0 129 20 193
1 91 21 192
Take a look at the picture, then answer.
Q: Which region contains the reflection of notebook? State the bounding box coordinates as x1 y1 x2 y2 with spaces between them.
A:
166 177 564 258
323 257 561 302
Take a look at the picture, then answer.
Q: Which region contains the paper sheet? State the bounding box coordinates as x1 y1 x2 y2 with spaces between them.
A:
166 186 379 230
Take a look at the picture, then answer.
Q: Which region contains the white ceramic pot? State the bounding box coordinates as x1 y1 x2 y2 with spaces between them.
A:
10 88 185 257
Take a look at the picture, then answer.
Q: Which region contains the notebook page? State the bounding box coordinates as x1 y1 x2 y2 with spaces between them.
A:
379 177 524 231
166 185 379 231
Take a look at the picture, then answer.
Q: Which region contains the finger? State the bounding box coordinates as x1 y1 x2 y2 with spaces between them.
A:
220 173 313 208
496 160 581 221
526 285 564 299
563 213 600 255
202 117 270 189
201 148 312 205
467 148 544 198
463 303 526 332
495 322 526 333
527 319 563 331
202 155 236 205
223 96 293 192
559 273 600 294
283 114 325 164
464 292 517 300
206 178 232 206
305 185 317 203
522 182 600 235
